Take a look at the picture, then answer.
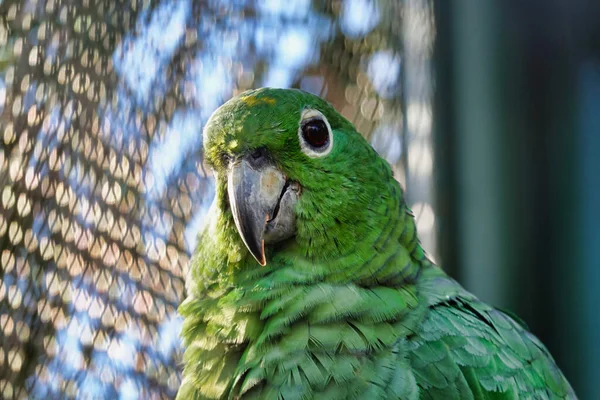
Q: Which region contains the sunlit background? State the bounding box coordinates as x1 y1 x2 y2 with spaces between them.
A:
0 0 598 399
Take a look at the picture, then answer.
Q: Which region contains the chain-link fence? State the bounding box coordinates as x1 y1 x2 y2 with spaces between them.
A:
0 0 433 398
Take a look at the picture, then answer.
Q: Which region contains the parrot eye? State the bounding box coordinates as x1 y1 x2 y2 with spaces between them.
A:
302 120 329 147
298 109 333 158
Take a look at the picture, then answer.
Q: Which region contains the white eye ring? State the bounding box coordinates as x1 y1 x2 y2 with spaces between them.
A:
298 109 334 158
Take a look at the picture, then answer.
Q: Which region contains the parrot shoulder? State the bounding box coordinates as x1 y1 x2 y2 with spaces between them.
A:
407 267 576 399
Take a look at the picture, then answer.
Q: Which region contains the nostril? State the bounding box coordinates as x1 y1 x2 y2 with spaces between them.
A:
251 148 264 160
221 153 233 166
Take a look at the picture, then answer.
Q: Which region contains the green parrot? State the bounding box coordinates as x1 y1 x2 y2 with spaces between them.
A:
177 88 575 399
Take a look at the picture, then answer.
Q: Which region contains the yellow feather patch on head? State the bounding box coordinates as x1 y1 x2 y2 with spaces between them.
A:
228 139 240 151
240 94 277 107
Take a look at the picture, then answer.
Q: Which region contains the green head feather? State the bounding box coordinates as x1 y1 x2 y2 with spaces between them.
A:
203 88 411 271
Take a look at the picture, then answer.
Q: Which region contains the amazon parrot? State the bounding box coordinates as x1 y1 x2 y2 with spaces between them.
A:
177 88 575 399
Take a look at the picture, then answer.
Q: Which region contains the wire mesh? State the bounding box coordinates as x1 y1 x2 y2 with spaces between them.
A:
0 0 434 398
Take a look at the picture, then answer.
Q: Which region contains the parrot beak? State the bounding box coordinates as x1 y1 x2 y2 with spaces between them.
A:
227 154 299 266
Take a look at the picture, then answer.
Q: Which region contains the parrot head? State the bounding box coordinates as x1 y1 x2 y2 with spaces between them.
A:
203 88 397 266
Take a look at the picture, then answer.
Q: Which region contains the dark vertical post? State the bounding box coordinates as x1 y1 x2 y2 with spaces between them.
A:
433 0 600 395
433 1 518 309
570 62 600 399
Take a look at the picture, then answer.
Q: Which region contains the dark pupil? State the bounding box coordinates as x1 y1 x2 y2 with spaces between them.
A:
302 119 329 148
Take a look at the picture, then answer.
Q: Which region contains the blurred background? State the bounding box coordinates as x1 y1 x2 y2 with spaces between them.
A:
0 0 598 398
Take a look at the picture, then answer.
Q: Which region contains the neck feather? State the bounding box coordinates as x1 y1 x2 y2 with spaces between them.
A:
179 178 432 398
